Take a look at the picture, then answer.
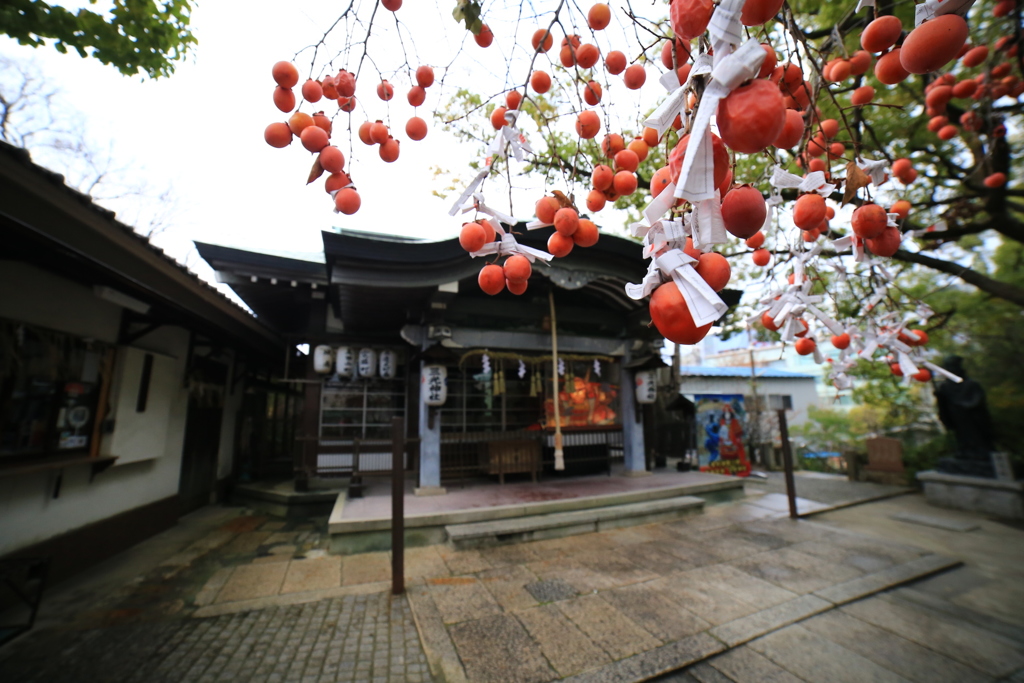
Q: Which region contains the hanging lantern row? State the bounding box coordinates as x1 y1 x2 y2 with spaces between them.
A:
312 345 398 379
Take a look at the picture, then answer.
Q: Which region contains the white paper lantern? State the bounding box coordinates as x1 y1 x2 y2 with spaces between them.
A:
421 365 448 406
357 348 377 378
335 346 354 377
635 370 657 404
379 350 397 380
313 345 334 374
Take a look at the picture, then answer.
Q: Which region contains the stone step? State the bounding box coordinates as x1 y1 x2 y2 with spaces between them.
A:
444 495 705 549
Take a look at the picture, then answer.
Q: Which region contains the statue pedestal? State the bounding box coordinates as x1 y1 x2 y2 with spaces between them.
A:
917 470 1024 520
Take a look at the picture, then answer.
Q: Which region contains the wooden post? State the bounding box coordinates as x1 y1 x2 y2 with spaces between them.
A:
548 291 564 470
391 416 405 595
777 408 798 519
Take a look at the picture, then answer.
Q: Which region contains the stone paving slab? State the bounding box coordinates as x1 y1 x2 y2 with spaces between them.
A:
841 594 1024 678
803 609 993 683
561 632 724 683
698 646 806 683
747 623 912 683
448 612 557 683
890 511 981 532
708 594 832 648
517 604 613 677
557 593 663 661
813 553 961 606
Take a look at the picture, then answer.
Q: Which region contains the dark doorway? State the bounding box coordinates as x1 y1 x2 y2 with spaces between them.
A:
179 396 224 514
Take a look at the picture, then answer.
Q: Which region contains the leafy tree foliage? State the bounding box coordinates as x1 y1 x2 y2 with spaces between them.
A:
0 0 196 78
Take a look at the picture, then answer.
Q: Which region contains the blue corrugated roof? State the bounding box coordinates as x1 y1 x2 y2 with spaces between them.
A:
678 365 816 379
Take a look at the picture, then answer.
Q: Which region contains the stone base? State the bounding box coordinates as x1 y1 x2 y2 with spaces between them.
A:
917 470 1024 520
414 486 448 496
622 469 653 478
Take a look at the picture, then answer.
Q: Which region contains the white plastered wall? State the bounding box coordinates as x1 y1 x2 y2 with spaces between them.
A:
679 376 821 426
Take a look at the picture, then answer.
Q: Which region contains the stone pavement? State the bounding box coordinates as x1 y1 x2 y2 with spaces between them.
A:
2 483 1023 683
750 471 911 510
401 491 997 683
0 509 430 683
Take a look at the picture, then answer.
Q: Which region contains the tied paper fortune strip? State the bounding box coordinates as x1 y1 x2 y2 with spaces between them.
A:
770 167 837 197
673 39 766 204
915 0 977 25
448 111 533 217
655 249 728 327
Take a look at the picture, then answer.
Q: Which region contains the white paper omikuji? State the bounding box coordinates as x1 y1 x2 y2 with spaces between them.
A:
707 0 747 63
655 249 728 327
448 169 489 216
858 157 889 187
674 40 766 203
625 260 663 300
855 0 875 12
643 180 678 226
916 0 976 25
646 54 712 137
471 194 517 226
770 167 837 197
691 195 728 248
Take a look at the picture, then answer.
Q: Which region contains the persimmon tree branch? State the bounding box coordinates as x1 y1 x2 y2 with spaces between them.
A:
889 249 1024 308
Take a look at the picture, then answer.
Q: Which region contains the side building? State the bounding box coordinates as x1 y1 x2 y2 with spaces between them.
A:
0 142 282 584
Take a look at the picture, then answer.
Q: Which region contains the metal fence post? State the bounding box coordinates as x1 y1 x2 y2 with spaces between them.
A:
391 416 405 595
777 408 798 519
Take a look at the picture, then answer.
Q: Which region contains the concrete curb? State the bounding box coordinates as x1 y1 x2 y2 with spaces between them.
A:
795 488 915 518
190 581 390 618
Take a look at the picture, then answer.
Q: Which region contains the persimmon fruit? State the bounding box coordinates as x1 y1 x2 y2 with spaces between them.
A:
416 65 435 87
264 122 292 148
460 222 488 252
574 219 600 247
335 188 361 214
721 185 767 239
300 125 329 153
696 253 731 291
378 137 400 162
717 79 786 154
273 86 295 113
605 50 627 75
406 116 427 141
530 70 551 94
623 64 646 90
852 204 888 238
474 24 494 48
553 208 579 236
650 283 713 345
548 231 575 257
272 61 299 88
860 16 903 53
504 254 532 282
793 194 826 230
900 15 969 74
319 146 344 173
479 265 505 295
588 3 611 30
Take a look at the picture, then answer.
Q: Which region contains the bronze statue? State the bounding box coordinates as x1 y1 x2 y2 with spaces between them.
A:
933 356 995 477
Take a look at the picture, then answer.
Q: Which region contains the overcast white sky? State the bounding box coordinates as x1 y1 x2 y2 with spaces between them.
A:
1 0 664 286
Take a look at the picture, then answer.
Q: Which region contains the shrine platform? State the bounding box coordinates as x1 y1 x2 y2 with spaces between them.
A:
327 467 745 554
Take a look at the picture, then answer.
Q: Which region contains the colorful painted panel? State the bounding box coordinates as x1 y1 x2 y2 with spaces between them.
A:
694 394 751 477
